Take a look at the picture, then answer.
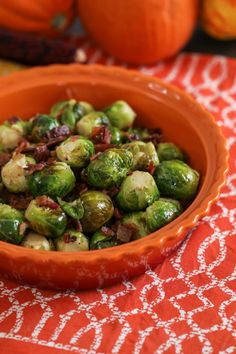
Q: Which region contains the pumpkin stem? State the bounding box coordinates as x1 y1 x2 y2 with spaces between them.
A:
51 14 67 31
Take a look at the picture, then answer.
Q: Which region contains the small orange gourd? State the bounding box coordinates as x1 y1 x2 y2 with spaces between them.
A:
77 0 199 64
0 0 74 36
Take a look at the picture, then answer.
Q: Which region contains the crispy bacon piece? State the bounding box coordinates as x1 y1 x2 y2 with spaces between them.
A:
0 152 11 167
46 135 68 148
91 126 111 144
8 194 33 210
33 144 50 162
148 161 156 175
114 208 123 220
43 125 70 141
116 223 138 243
25 162 46 175
90 152 102 161
35 196 59 209
15 139 30 154
19 221 29 235
63 233 77 243
108 187 119 197
94 143 115 153
101 226 115 237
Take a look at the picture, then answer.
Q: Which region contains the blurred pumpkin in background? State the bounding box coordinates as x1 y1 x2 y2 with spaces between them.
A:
202 0 236 39
77 0 199 64
0 0 74 36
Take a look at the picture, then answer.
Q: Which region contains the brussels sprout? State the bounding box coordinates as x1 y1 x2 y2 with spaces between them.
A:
145 198 182 232
56 136 95 168
80 191 114 233
157 142 185 162
120 212 148 240
0 125 23 151
110 126 122 144
116 171 159 211
90 229 118 250
30 114 59 142
154 160 200 200
28 162 76 199
76 111 110 138
0 203 25 244
79 101 94 114
86 148 133 189
25 198 67 237
1 153 35 193
123 141 159 171
57 197 84 220
50 99 93 131
21 232 54 251
104 100 136 129
55 229 89 252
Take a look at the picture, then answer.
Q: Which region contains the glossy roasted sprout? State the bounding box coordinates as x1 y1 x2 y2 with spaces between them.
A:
116 171 159 211
55 229 89 252
0 203 25 244
86 148 133 189
21 232 55 251
56 135 94 168
80 191 114 233
0 98 201 251
28 161 76 199
25 197 67 238
1 153 35 193
154 160 200 200
157 142 185 162
104 100 136 129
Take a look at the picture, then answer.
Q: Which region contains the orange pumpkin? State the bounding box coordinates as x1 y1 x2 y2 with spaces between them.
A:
77 0 199 64
202 0 236 39
0 0 75 36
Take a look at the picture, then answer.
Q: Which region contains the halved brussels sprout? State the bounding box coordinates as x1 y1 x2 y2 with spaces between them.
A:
28 161 76 199
76 111 110 138
90 229 118 250
116 171 159 211
0 203 25 244
56 136 95 168
120 211 148 240
50 99 94 131
154 160 200 200
145 198 182 232
104 100 136 129
1 153 35 193
55 229 89 252
80 191 114 233
123 141 159 171
157 142 185 162
86 148 133 189
57 197 84 220
30 114 59 142
25 198 67 237
0 125 23 151
21 232 55 251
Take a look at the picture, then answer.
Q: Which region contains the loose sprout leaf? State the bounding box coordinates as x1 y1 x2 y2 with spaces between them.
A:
57 197 84 220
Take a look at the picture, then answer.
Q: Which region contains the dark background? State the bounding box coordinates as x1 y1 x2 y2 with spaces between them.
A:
184 28 236 57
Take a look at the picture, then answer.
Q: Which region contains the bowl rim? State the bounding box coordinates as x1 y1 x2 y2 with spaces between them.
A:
0 63 229 263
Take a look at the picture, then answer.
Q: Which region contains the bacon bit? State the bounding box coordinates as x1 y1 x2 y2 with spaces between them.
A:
34 144 50 162
148 161 156 175
15 139 30 154
90 152 102 161
127 171 133 176
43 125 70 141
8 194 33 210
94 143 115 153
35 196 59 209
116 223 138 243
75 220 83 232
76 182 88 195
63 232 77 243
7 116 20 125
101 226 115 237
114 208 123 220
91 125 111 144
0 152 11 167
46 157 57 165
25 162 46 175
46 135 68 148
122 132 139 142
107 187 119 197
19 221 29 235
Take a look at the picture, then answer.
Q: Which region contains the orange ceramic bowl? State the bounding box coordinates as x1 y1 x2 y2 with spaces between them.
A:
0 64 228 290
